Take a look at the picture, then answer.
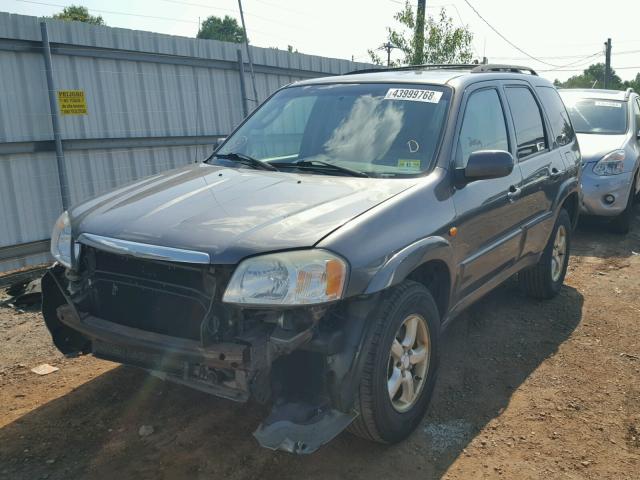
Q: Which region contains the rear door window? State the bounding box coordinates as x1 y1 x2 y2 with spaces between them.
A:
505 87 548 160
537 87 575 147
456 88 509 167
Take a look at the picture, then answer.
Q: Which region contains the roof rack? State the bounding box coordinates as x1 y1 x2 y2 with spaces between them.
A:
471 64 538 76
345 63 538 76
345 64 477 75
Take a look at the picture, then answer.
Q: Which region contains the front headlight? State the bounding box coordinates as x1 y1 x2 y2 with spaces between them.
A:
223 250 348 306
50 211 73 268
593 150 625 176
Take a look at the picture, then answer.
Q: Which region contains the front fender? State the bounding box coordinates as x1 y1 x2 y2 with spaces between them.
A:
364 235 455 294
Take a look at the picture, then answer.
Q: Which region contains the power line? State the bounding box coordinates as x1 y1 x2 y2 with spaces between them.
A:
461 0 563 67
17 0 199 24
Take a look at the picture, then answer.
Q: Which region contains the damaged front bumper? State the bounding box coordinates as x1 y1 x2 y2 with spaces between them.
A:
42 264 379 453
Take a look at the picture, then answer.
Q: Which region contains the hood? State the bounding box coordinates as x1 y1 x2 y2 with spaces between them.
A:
71 164 415 264
576 133 627 163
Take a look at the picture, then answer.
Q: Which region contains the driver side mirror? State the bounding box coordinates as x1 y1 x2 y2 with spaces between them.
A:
455 150 514 186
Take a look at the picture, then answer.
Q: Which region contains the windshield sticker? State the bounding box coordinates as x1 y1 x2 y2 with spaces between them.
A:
384 88 442 103
397 159 422 172
595 101 622 108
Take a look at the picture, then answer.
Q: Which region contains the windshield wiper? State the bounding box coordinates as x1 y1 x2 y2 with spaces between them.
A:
276 160 369 178
212 152 279 172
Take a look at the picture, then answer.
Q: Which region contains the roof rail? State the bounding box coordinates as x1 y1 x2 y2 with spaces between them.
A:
345 64 477 75
471 64 538 76
624 87 635 100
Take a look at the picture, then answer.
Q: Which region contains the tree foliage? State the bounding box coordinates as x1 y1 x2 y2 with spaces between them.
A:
554 63 640 91
52 5 104 25
197 15 245 43
370 1 474 66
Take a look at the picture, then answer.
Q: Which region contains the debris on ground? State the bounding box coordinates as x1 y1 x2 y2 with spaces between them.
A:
1 279 42 309
138 425 155 437
30 364 59 376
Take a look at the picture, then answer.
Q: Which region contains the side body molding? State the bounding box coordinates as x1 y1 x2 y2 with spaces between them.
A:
364 236 454 295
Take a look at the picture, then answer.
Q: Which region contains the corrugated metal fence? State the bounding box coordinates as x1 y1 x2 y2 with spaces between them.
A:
0 12 371 273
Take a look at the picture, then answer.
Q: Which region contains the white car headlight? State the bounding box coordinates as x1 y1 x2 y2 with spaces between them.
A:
593 150 625 176
50 211 74 268
223 250 348 306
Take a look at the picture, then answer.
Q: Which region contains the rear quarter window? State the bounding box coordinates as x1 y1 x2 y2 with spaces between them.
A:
537 86 575 147
505 86 548 160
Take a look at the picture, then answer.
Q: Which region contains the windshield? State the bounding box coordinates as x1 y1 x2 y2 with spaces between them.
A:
215 83 451 177
561 97 628 134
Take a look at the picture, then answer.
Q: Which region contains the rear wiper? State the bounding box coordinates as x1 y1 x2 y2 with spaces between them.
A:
276 160 369 178
213 152 279 172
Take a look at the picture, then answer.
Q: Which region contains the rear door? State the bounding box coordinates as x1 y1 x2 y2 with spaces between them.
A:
502 82 567 260
451 83 524 299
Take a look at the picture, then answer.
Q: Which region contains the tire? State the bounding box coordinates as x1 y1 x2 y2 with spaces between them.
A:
348 280 440 444
519 208 571 299
610 176 637 234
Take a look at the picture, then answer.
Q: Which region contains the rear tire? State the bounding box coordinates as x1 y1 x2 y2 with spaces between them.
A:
348 281 439 444
519 209 571 299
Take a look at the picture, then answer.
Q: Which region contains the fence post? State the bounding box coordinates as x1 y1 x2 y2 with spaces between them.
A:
40 21 70 210
236 48 249 118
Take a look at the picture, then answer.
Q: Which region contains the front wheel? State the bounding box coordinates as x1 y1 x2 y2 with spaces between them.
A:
349 281 440 444
519 208 571 299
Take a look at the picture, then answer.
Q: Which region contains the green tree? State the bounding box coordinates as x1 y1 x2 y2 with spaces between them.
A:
197 15 245 43
52 5 105 25
369 2 474 66
554 63 626 90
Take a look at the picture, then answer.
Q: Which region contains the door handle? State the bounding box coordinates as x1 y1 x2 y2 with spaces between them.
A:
550 167 562 178
507 185 522 202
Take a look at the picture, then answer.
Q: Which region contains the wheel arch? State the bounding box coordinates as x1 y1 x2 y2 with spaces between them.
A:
560 190 580 230
552 176 580 230
364 236 454 319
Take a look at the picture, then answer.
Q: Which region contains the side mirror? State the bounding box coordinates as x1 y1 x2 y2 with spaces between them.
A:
455 150 514 185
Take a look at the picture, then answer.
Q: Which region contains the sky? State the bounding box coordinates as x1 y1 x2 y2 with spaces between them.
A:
4 0 640 83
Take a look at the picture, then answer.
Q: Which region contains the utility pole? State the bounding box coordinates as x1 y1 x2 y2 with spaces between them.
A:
604 38 612 89
238 0 259 107
414 0 426 64
382 42 395 66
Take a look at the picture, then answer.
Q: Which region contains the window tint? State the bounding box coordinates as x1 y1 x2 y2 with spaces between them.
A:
537 87 575 147
456 88 509 167
634 98 640 132
505 87 547 159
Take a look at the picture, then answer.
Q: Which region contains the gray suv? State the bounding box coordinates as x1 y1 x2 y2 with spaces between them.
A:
559 88 640 233
42 64 581 453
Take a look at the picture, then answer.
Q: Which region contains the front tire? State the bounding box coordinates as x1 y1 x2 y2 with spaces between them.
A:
349 281 439 444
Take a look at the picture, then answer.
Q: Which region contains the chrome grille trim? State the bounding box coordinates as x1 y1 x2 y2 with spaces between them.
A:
77 233 210 264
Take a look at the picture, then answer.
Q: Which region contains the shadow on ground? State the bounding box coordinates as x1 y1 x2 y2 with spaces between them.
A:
0 280 583 480
572 203 640 259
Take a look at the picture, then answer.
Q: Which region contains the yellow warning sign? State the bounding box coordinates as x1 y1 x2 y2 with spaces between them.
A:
57 90 87 115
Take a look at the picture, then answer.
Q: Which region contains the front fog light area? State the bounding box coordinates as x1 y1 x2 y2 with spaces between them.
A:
604 194 615 205
223 250 347 306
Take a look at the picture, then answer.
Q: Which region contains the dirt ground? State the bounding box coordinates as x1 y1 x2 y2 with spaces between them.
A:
1 211 639 480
